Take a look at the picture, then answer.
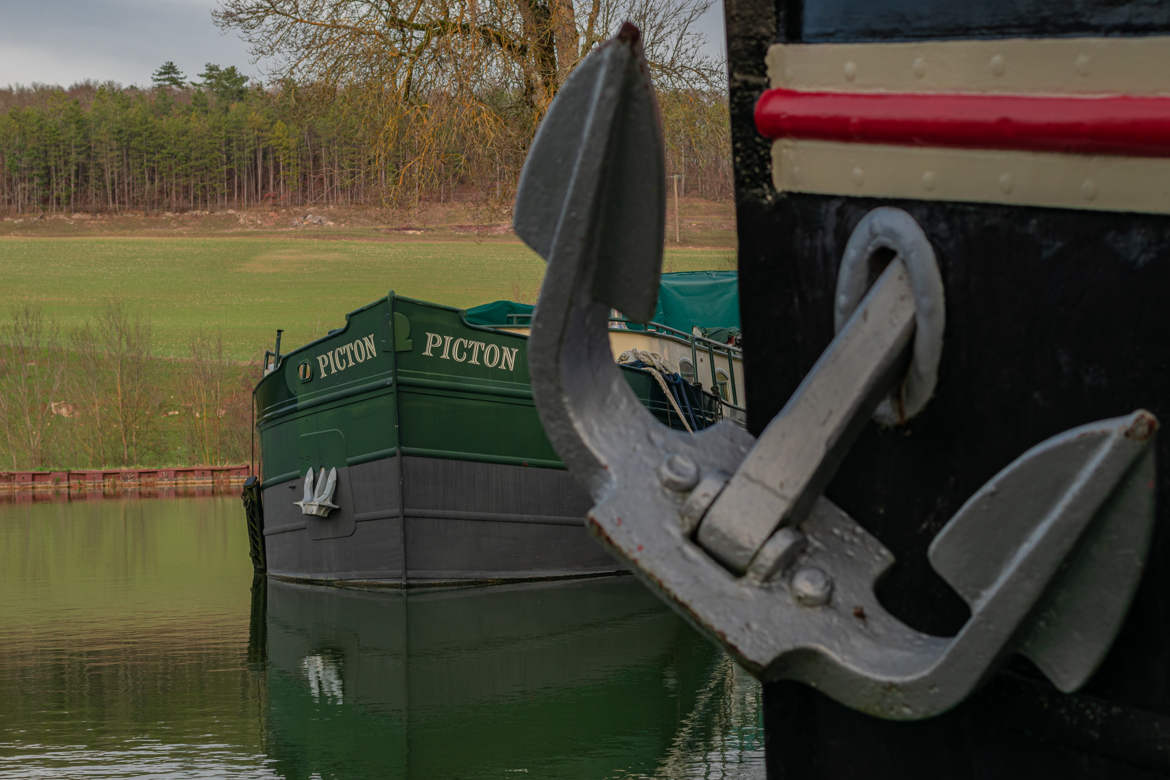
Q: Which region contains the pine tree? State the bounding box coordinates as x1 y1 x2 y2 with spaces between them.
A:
195 63 248 106
151 61 186 89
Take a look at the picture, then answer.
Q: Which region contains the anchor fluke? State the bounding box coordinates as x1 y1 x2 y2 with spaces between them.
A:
518 24 689 495
513 23 664 323
930 410 1158 693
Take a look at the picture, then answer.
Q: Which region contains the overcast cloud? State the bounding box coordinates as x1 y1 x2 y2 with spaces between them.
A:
0 0 724 89
1 0 261 88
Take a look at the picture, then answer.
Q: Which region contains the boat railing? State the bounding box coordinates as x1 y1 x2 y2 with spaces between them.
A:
504 312 745 414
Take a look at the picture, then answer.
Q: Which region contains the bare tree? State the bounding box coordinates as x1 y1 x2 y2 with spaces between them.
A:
186 331 236 465
214 0 721 203
595 0 722 90
97 303 155 466
0 307 65 468
67 320 108 466
215 0 721 109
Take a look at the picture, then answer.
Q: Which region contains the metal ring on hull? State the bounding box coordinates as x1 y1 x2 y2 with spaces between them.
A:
834 207 944 425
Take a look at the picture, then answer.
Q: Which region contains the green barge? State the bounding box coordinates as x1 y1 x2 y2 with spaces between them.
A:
246 279 739 586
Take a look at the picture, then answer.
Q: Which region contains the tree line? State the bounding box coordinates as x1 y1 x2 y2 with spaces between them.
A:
0 66 730 214
0 305 251 470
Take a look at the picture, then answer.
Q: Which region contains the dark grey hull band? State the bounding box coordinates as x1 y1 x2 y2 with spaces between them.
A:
261 455 622 585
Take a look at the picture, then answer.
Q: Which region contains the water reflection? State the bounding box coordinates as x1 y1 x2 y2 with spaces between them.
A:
256 577 765 779
0 497 270 778
0 497 763 778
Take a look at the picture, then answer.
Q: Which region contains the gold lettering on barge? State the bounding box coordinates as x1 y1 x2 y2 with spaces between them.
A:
313 333 378 379
421 331 518 372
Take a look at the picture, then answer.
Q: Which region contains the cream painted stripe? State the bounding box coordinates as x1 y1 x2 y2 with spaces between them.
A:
766 37 1170 210
774 139 1170 215
767 37 1170 95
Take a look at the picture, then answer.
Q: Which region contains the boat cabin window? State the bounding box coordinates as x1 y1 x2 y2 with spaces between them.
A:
679 358 697 384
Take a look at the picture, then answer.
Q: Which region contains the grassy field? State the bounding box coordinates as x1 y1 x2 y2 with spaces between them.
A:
0 201 736 361
0 200 735 469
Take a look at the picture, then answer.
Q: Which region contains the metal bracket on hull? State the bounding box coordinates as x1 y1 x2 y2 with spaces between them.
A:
516 26 1158 720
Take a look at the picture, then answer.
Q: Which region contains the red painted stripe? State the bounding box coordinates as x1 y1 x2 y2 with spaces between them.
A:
755 89 1170 157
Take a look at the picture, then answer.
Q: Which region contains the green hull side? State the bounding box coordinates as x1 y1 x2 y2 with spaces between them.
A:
392 296 562 467
255 293 673 486
256 297 398 486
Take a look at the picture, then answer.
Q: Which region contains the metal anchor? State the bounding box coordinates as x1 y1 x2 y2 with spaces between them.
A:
515 26 1158 720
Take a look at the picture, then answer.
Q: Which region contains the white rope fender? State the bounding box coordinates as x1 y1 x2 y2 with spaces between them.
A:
617 349 694 433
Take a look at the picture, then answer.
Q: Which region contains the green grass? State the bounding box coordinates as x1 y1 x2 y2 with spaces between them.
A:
0 235 735 361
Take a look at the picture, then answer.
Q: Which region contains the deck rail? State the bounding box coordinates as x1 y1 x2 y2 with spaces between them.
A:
506 311 745 413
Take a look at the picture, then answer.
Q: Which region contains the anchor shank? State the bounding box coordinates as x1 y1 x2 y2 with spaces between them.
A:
697 262 916 573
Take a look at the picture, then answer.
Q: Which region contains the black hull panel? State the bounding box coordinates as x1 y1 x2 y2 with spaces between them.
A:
261 454 619 585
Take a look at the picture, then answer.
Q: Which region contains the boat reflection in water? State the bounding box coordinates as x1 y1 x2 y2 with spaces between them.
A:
252 575 764 778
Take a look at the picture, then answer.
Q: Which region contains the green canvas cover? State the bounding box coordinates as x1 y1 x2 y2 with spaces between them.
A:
464 299 535 327
649 271 739 333
464 272 739 333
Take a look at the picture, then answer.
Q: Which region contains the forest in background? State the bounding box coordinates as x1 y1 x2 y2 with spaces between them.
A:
0 70 730 214
0 0 733 469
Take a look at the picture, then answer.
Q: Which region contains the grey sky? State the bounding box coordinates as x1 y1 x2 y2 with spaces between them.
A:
0 0 256 88
0 0 725 89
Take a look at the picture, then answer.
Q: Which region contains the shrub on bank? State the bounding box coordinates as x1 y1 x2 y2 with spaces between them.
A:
0 304 252 469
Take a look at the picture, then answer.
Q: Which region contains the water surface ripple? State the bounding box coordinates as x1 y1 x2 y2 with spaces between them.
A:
0 497 764 778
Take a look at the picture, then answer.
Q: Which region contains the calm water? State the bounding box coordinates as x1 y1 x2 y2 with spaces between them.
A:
0 496 765 778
